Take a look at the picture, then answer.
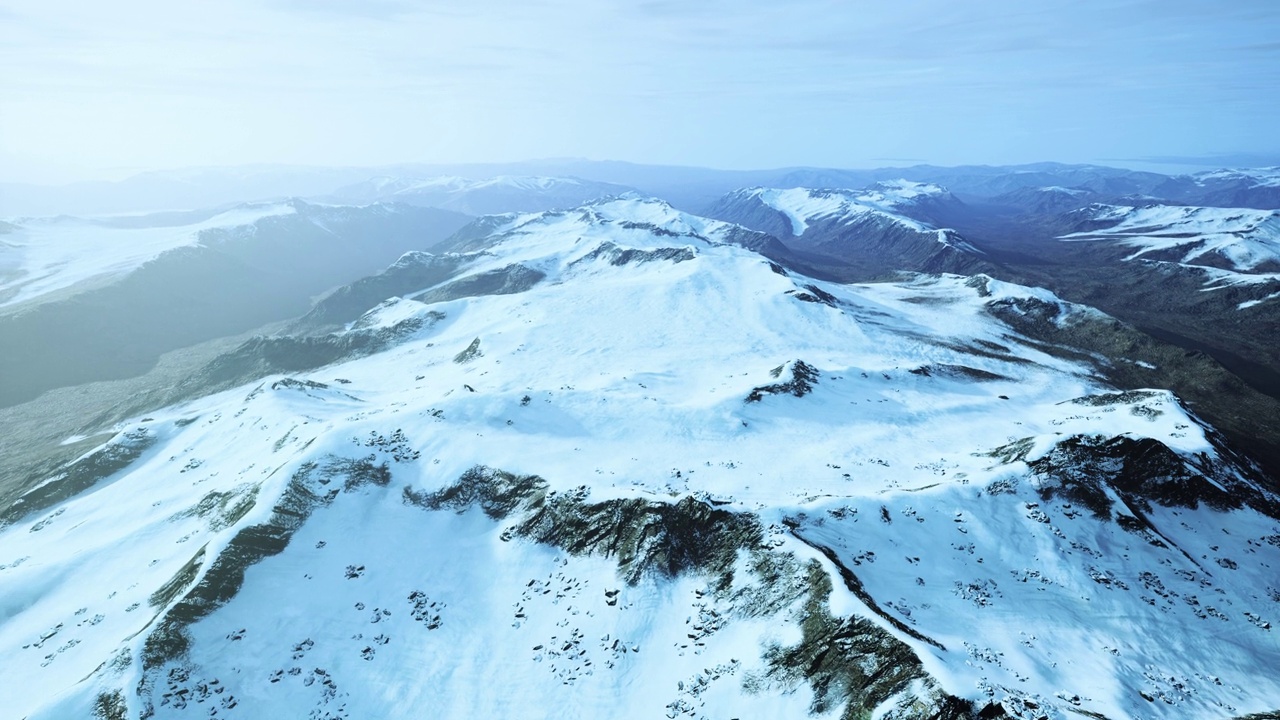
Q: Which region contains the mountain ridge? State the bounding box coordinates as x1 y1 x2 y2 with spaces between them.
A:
4 197 1278 720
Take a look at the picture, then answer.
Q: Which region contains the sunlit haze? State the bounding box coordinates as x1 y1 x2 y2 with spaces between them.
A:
2 0 1279 182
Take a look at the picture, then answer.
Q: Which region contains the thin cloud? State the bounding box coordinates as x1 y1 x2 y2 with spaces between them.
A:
2 0 1278 179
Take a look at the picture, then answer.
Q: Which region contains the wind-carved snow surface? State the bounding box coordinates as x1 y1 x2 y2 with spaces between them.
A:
1060 204 1280 282
0 203 297 309
2 197 1279 720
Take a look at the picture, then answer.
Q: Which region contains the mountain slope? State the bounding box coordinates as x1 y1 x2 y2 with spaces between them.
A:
983 186 1103 218
1059 204 1280 279
2 198 1278 720
1152 168 1280 210
930 195 1280 430
707 183 992 278
0 201 470 408
0 204 298 310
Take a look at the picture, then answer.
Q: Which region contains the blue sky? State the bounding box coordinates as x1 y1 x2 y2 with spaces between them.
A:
1 0 1278 181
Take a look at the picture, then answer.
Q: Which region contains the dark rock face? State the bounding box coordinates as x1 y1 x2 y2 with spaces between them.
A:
430 214 521 253
406 466 762 585
571 241 697 267
297 252 469 331
746 360 820 403
789 215 990 278
759 558 950 720
712 223 795 259
787 284 839 306
0 426 156 528
140 456 391 685
404 465 978 718
135 457 393 720
989 414 1280 524
908 364 1008 382
1028 434 1237 517
192 314 437 392
983 291 1280 490
414 264 545 305
404 465 549 520
704 191 798 240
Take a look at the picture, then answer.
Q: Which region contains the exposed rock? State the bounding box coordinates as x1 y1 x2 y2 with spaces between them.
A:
746 360 819 403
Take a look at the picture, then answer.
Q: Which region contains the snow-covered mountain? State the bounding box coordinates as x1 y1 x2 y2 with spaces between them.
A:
1060 204 1280 273
1152 168 1280 210
1194 167 1280 188
3 196 1278 720
709 181 960 238
328 175 637 216
1058 204 1280 309
706 182 988 277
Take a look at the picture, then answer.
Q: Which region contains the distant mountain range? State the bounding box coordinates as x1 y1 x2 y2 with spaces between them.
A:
5 161 1280 218
324 175 638 215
